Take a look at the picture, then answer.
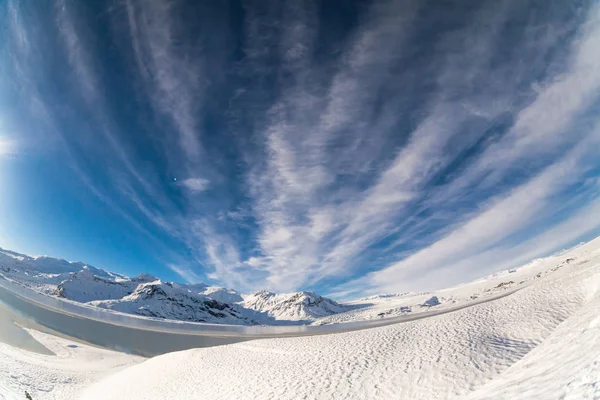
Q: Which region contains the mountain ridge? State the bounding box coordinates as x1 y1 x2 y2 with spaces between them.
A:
0 248 347 325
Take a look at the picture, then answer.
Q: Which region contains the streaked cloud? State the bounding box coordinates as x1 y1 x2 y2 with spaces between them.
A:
2 0 599 297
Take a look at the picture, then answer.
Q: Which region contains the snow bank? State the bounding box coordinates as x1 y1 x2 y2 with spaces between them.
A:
468 272 600 399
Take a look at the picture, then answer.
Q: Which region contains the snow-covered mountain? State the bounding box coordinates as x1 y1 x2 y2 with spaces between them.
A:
242 290 351 321
89 280 256 325
54 268 156 303
0 247 346 325
201 286 244 304
7 245 553 327
0 248 126 295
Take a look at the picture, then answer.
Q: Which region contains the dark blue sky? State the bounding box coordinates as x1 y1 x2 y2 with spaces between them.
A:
1 0 600 298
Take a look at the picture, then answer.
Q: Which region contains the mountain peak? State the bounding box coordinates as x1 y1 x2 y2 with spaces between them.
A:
243 290 349 321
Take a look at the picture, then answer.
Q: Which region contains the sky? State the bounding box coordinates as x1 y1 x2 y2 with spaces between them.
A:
1 0 600 299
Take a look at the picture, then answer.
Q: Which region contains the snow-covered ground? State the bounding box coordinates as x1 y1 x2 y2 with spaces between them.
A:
316 249 581 325
1 237 599 399
0 327 142 400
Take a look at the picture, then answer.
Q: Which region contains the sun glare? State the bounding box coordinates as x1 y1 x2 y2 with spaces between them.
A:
0 137 16 156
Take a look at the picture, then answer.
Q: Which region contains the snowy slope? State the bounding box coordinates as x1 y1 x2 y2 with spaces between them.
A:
315 250 582 325
81 237 600 400
467 255 600 399
243 290 352 321
0 238 599 399
202 286 243 303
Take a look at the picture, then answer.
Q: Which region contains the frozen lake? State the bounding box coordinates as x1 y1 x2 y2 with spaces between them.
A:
0 282 251 357
0 304 54 355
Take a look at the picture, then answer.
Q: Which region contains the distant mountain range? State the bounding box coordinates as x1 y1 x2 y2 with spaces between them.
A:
0 248 351 325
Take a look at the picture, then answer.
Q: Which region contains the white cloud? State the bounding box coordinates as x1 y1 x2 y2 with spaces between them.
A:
239 0 577 292
181 178 210 193
369 127 600 293
327 3 600 296
377 193 600 296
441 4 600 197
167 263 204 284
124 0 205 163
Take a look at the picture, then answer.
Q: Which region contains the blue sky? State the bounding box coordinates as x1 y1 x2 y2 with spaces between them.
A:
1 0 600 298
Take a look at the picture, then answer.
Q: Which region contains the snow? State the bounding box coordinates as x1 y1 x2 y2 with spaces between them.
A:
89 280 258 325
467 261 600 399
202 286 244 303
80 237 600 399
54 268 141 302
0 328 142 400
315 248 583 325
0 248 126 295
242 290 352 321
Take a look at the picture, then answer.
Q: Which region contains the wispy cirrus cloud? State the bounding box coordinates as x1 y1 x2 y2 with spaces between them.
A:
124 0 206 163
3 0 600 297
368 126 600 295
329 3 600 297
233 0 600 294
